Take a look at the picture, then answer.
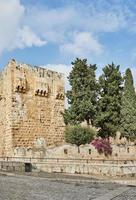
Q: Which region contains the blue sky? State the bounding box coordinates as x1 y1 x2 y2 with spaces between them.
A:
0 0 136 85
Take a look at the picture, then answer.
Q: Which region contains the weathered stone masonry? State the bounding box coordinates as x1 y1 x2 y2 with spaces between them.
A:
0 59 65 157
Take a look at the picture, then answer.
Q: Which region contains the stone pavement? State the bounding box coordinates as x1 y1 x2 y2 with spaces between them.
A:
93 187 129 200
0 173 136 200
113 188 136 200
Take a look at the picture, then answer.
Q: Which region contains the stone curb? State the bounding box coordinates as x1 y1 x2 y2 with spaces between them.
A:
0 171 136 186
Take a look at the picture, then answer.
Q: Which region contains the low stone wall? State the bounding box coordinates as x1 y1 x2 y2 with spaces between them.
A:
12 143 136 160
1 143 136 176
45 144 136 160
0 161 25 172
32 158 136 177
0 158 136 177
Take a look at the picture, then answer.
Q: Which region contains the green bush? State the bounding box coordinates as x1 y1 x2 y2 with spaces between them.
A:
65 125 95 148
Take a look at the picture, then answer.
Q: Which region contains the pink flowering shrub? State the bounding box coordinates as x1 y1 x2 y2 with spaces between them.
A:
91 138 112 156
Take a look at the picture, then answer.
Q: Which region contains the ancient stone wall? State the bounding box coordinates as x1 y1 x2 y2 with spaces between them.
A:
33 158 136 177
0 61 13 156
0 59 65 157
32 144 136 177
45 143 136 160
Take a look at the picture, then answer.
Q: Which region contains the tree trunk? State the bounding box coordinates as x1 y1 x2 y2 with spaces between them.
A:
86 118 90 127
78 146 80 153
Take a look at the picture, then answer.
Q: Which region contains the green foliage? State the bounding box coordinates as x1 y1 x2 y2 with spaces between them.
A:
120 68 136 139
65 125 95 147
63 58 98 125
95 63 123 138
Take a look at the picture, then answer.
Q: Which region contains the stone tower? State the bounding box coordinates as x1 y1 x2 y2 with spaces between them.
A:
0 59 65 157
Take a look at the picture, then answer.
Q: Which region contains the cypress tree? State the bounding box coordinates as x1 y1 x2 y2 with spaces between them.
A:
95 63 123 138
120 68 136 139
63 58 98 126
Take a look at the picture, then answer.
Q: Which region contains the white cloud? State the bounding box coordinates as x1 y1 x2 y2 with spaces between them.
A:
44 64 72 91
26 4 126 38
0 0 46 55
131 68 136 86
24 3 127 57
89 12 126 32
25 6 76 43
10 26 46 50
0 0 24 54
60 32 103 57
0 0 135 59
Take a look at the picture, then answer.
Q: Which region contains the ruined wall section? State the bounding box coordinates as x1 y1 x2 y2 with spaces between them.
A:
0 72 5 156
11 61 65 155
49 72 65 146
0 61 14 156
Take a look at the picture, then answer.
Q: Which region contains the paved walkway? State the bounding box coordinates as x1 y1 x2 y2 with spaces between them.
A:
0 173 135 200
94 187 129 200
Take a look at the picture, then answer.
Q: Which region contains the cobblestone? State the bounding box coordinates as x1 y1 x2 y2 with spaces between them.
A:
0 174 135 200
113 188 136 200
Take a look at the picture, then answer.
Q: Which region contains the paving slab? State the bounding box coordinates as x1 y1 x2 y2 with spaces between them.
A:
93 187 129 200
0 174 124 200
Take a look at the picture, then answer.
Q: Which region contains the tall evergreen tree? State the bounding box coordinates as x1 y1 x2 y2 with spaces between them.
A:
95 63 123 138
63 58 98 125
120 68 136 139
